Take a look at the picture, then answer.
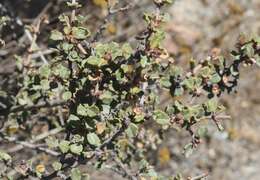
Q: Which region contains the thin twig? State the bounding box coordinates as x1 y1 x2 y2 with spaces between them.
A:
98 119 128 150
18 1 52 42
188 172 209 180
7 127 64 153
8 99 66 114
16 2 52 65
91 2 136 42
2 136 60 156
4 127 64 178
25 28 48 64
211 114 225 131
30 48 56 59
77 43 87 54
112 155 137 180
71 0 76 23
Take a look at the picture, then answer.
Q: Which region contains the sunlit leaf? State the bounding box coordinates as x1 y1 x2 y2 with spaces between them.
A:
0 150 11 161
87 133 101 146
71 168 81 180
50 30 63 41
153 110 170 125
59 140 70 153
70 144 83 155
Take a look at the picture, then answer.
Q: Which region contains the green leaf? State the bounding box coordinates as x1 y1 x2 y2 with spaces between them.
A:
95 43 108 57
77 104 87 116
59 14 70 24
59 140 70 153
82 174 90 180
39 65 51 78
67 1 82 8
182 78 195 90
68 50 80 62
230 65 239 76
245 44 255 57
143 12 152 24
197 127 208 138
99 91 113 104
122 43 133 59
126 123 139 138
255 36 260 43
87 133 101 146
40 79 50 90
153 110 170 125
52 161 62 171
14 55 23 71
149 29 165 48
210 73 221 83
71 168 82 180
147 168 158 177
216 123 224 131
160 77 171 88
205 98 218 112
0 150 11 161
130 87 141 94
154 0 173 5
83 56 107 67
0 90 7 98
71 135 84 143
174 87 184 96
182 107 193 120
140 55 148 68
107 42 122 59
134 114 145 122
77 104 100 117
255 54 260 67
183 143 193 158
61 42 73 52
114 69 123 82
139 159 149 170
174 174 183 180
50 30 63 41
171 66 183 76
72 26 90 39
70 144 83 155
53 64 70 79
45 136 59 148
121 64 132 73
68 114 80 121
163 0 173 5
200 66 211 78
30 40 39 52
62 91 72 100
63 26 71 35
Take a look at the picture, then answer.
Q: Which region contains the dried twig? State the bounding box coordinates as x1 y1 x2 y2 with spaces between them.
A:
211 114 226 131
7 127 64 153
30 48 56 59
4 127 64 178
188 172 209 180
8 99 66 114
25 28 48 64
91 1 136 42
2 136 60 156
112 155 137 180
71 0 77 22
